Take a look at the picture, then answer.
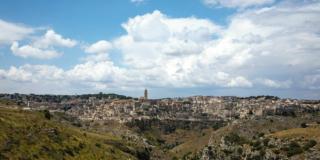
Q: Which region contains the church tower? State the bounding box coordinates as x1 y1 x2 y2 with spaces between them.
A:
144 89 148 100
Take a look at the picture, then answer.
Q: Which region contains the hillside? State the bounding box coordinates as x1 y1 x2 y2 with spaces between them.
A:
0 101 219 160
201 115 320 159
0 106 148 160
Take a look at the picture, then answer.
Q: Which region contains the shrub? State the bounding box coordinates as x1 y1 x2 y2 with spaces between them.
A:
95 143 101 148
231 155 241 160
260 149 266 156
172 156 178 160
64 146 75 157
78 142 86 149
43 110 51 120
273 149 280 154
47 128 62 144
251 141 260 147
263 138 270 146
287 141 303 157
136 147 150 160
2 137 20 152
303 140 317 150
224 132 247 145
258 132 265 137
0 154 7 160
237 147 243 154
300 123 307 128
248 154 263 160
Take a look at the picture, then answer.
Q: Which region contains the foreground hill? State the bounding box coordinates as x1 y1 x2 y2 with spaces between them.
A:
0 106 148 160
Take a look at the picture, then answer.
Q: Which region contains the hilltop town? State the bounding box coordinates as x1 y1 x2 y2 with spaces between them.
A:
1 90 319 123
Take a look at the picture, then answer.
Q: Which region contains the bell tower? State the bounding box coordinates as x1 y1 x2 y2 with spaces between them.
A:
144 89 148 100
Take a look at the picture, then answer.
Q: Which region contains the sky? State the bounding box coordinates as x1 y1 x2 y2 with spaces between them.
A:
0 0 320 99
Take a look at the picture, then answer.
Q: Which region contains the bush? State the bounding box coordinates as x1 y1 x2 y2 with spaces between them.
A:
47 128 62 144
2 137 20 152
248 154 263 160
252 141 261 148
260 149 266 156
287 141 303 157
224 132 247 145
237 147 243 154
64 146 75 157
263 138 270 146
136 147 150 160
303 140 317 150
43 110 51 120
258 132 265 137
95 143 101 148
172 156 178 160
300 123 307 128
273 149 280 154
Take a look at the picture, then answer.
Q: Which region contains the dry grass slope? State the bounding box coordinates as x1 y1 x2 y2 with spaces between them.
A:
0 106 138 160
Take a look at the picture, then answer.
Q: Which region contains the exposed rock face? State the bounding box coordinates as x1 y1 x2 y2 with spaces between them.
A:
200 132 320 160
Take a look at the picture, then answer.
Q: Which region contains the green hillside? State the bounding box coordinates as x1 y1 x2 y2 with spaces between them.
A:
0 106 146 160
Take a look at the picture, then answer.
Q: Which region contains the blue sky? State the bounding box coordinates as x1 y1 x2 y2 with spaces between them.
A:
0 0 320 99
0 0 234 68
0 0 234 42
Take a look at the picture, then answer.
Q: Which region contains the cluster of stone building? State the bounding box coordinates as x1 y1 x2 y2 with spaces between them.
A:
1 91 319 123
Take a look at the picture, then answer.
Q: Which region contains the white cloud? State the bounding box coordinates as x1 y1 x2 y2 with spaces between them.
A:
0 19 34 45
81 54 110 62
0 66 32 82
0 21 76 59
0 64 64 82
81 40 113 62
10 29 77 59
10 42 61 59
257 78 292 89
130 0 144 4
33 30 77 48
114 1 320 91
203 0 275 8
115 10 221 69
121 10 220 42
113 10 255 88
84 40 112 54
227 76 253 87
67 61 120 82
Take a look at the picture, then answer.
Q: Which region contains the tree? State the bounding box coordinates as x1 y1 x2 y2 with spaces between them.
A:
43 110 51 120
